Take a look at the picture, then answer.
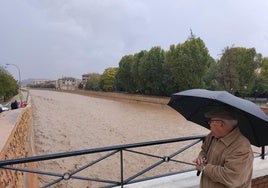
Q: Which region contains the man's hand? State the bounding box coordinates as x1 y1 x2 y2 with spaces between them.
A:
193 156 206 171
193 156 205 165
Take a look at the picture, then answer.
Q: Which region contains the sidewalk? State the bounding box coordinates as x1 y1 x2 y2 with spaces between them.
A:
121 170 200 188
0 109 24 152
3 90 28 109
0 90 29 152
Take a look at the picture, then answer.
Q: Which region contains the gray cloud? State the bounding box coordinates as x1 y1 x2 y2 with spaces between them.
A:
1 0 268 81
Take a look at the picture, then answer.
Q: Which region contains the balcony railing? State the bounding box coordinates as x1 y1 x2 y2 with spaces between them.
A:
0 135 266 188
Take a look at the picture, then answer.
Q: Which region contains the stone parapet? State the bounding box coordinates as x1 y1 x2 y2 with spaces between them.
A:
252 175 268 188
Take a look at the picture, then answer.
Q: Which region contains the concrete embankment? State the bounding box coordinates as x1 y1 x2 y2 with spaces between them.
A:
0 90 37 188
53 89 170 105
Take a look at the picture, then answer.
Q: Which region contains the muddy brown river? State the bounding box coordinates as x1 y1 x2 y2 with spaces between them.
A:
30 90 208 187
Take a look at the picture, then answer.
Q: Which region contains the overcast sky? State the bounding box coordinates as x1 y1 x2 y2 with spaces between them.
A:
1 0 268 81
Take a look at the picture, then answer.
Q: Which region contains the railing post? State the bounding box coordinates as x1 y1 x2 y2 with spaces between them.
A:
120 149 124 188
261 146 265 159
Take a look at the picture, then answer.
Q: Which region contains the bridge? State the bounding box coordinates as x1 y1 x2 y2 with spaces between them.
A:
0 90 268 187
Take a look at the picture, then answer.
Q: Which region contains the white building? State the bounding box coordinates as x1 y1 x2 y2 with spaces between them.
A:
56 77 81 90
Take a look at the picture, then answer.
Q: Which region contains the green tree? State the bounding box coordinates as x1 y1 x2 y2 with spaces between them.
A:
166 36 211 92
254 57 268 97
165 44 179 93
85 73 101 91
132 51 147 94
138 46 165 95
203 60 219 90
0 68 19 101
116 55 136 92
217 47 261 96
100 67 118 92
216 47 239 92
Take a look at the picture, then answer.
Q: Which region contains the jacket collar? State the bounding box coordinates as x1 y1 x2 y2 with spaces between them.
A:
219 126 240 146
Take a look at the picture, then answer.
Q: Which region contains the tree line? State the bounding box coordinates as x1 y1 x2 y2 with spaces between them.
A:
85 34 268 98
0 67 19 102
2 33 267 99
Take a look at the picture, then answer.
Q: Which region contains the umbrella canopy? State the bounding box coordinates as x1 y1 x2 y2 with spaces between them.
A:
168 89 268 147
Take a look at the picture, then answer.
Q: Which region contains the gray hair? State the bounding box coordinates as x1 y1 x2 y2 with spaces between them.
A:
223 119 238 129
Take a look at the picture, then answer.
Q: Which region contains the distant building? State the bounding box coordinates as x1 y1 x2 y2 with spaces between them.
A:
82 73 91 88
32 79 57 88
33 79 49 85
56 77 81 90
46 80 57 87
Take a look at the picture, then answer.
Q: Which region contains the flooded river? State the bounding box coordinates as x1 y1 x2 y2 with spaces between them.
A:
30 90 208 187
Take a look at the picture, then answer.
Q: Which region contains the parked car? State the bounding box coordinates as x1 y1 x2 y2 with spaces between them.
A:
0 104 9 112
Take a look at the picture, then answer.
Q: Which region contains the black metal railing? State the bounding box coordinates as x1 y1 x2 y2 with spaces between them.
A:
0 135 266 188
0 135 206 187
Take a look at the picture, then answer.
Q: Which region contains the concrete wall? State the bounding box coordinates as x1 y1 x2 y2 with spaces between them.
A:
57 89 170 105
252 175 268 188
0 107 32 188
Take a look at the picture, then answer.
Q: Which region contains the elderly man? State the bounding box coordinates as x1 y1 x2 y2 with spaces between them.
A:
193 106 254 188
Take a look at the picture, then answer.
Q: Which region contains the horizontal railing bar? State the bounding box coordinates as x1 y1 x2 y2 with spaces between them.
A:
124 149 163 160
169 159 195 166
0 135 206 166
1 166 63 178
1 165 119 185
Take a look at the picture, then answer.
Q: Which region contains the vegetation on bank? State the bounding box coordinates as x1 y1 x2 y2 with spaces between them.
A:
0 68 19 102
3 32 268 98
85 33 268 98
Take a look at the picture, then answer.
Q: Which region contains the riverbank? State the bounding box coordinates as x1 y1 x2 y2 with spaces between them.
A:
36 89 170 105
36 89 268 111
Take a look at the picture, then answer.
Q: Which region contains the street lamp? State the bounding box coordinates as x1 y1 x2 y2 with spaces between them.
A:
6 63 21 87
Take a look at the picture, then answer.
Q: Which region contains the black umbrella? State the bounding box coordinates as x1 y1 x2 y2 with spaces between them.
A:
168 89 268 147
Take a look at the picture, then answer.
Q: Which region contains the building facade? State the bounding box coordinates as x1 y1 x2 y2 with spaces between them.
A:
82 73 91 88
56 77 81 90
